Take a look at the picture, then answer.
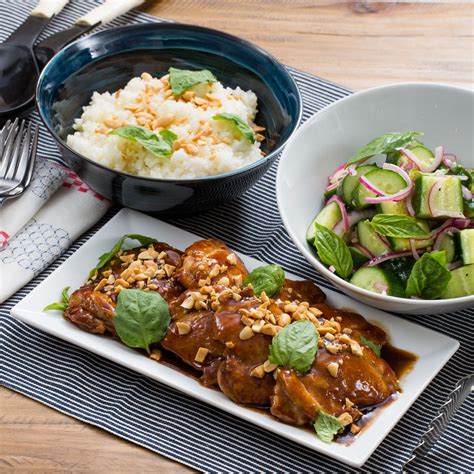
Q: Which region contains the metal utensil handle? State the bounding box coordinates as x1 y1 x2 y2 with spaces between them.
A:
403 374 474 472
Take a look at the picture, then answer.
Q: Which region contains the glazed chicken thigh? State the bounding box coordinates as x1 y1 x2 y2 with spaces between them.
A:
62 237 402 440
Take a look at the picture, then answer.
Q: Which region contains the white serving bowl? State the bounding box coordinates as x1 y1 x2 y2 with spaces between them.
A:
277 82 474 314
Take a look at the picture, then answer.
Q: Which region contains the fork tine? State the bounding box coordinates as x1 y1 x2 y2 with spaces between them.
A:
22 124 39 189
0 118 19 176
11 124 32 186
4 120 25 180
0 119 12 156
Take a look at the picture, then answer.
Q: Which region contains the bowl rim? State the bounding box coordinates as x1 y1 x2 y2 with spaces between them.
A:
36 22 303 184
277 81 474 307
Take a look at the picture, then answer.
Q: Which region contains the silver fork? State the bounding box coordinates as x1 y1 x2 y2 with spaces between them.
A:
403 374 474 472
0 118 39 205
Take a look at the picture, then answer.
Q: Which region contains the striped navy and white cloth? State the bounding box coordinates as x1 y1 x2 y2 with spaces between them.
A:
1 1 473 472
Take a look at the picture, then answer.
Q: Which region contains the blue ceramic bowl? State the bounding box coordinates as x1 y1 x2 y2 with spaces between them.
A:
36 23 302 215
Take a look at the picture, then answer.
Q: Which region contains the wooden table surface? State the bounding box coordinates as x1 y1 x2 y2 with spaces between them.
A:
1 1 472 472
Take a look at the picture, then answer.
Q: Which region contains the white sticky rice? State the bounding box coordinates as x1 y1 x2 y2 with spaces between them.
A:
66 73 263 179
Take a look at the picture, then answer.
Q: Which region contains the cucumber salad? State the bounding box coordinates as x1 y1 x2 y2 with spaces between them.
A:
307 132 474 300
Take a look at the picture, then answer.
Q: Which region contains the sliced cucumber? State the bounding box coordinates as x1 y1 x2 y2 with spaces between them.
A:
357 220 391 256
387 220 433 252
337 164 378 206
324 187 338 200
306 201 341 243
381 257 415 284
376 200 408 215
413 174 464 219
464 199 474 218
353 169 406 209
442 264 474 298
386 140 426 165
438 233 457 264
457 229 474 265
349 246 370 267
350 267 405 297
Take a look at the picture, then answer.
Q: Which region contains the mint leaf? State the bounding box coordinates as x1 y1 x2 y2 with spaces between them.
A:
114 289 170 353
313 223 353 279
213 113 255 143
313 411 343 443
360 335 381 357
269 320 318 373
110 126 177 158
89 234 157 279
347 132 423 165
44 286 70 312
244 264 285 297
370 214 429 238
406 251 452 299
169 67 216 96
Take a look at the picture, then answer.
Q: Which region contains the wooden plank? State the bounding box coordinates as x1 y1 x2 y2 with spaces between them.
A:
140 0 473 90
0 387 194 472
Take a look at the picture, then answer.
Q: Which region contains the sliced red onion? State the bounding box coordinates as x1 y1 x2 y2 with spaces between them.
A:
359 175 385 196
377 233 391 248
362 251 414 267
364 163 414 204
433 227 459 251
352 242 375 259
374 282 389 294
409 239 420 260
400 146 443 173
347 164 357 176
406 196 415 216
447 261 463 270
329 163 349 185
410 219 454 241
442 153 457 169
452 218 472 229
327 195 349 233
348 208 376 226
462 186 473 200
326 181 339 192
328 265 336 273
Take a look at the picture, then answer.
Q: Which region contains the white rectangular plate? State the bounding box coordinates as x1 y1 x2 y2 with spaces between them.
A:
11 208 459 467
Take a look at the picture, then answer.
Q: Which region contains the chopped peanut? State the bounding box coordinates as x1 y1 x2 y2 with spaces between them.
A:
326 362 339 378
250 364 265 379
194 347 209 363
176 321 192 335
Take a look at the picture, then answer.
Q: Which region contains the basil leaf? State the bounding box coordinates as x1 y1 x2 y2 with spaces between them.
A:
114 288 170 353
89 234 157 279
244 264 285 297
370 214 429 238
313 223 353 279
360 335 381 357
169 67 217 96
449 163 472 189
213 113 255 143
347 131 423 165
313 411 343 443
268 320 318 373
406 251 452 299
110 126 177 158
44 286 70 312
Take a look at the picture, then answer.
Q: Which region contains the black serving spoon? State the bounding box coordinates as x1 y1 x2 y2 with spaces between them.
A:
0 0 145 125
0 0 70 119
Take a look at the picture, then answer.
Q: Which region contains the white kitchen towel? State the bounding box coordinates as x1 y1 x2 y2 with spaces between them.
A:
0 163 109 302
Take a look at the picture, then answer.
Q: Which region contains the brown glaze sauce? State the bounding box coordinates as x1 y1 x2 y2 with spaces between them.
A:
154 316 417 446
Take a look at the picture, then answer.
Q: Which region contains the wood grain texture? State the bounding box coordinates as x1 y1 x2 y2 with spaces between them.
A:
1 1 472 471
140 0 473 90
